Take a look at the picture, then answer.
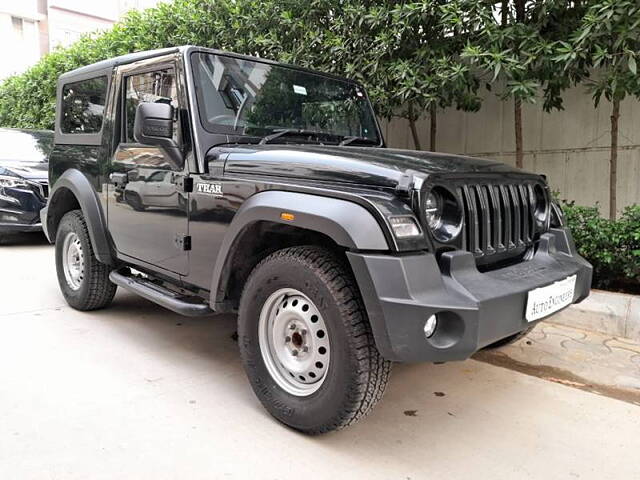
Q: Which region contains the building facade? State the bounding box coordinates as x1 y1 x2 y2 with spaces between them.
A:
0 0 161 80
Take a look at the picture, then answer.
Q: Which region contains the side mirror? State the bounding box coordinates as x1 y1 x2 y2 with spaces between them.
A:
133 103 183 167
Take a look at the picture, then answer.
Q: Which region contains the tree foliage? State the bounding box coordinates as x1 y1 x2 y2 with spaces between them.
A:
460 0 589 168
553 0 640 218
0 0 485 149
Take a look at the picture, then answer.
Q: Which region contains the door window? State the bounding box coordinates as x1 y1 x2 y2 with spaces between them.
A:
124 69 179 144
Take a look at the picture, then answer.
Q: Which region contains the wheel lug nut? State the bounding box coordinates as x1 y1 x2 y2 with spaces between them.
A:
292 350 299 356
301 329 307 335
302 346 309 352
289 324 296 330
285 336 291 343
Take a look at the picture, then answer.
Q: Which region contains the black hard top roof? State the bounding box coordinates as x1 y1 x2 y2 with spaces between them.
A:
58 46 358 85
58 46 182 82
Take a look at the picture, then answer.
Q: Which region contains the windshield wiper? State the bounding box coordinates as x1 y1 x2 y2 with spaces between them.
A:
259 129 342 145
339 136 379 146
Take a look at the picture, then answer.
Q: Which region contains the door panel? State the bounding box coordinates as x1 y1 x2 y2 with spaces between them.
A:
108 66 189 275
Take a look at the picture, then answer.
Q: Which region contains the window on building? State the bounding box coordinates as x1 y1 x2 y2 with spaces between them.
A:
11 17 24 38
60 77 108 134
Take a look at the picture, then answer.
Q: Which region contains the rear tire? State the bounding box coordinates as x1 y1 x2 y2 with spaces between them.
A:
55 210 116 311
238 246 391 434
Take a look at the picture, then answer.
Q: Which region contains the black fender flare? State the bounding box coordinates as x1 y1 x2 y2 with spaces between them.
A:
209 190 389 308
44 169 114 265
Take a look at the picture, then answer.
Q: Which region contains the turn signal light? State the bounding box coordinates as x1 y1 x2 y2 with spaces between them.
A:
280 212 295 221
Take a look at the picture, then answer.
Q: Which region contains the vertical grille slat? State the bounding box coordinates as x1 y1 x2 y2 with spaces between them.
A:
488 186 504 251
526 184 536 240
518 184 530 242
457 186 467 251
455 179 542 262
508 185 522 246
461 185 482 256
499 185 513 249
476 185 494 254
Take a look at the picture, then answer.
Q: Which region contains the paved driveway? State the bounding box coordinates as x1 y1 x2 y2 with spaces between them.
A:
1 233 639 480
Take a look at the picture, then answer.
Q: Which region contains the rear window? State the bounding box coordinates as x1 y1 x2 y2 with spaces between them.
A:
60 76 108 134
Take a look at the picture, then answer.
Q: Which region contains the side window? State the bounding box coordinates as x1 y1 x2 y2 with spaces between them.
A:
61 76 108 134
124 69 179 144
148 171 169 182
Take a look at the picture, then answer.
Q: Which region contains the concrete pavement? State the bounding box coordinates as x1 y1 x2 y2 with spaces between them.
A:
476 322 640 406
1 233 640 480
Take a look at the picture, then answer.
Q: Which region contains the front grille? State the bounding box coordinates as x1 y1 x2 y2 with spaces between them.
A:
457 182 539 260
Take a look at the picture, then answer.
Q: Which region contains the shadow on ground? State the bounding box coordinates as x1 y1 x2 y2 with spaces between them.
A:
89 291 535 442
0 231 50 247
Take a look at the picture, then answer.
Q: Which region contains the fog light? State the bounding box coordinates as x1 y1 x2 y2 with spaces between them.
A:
424 314 438 338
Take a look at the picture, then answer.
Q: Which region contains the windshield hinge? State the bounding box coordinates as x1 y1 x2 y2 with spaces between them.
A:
174 174 193 193
395 173 415 197
175 234 191 251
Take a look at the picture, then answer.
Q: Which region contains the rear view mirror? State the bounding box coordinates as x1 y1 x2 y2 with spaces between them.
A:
133 103 183 167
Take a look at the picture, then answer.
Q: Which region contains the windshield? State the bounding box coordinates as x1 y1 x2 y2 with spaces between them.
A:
191 52 380 144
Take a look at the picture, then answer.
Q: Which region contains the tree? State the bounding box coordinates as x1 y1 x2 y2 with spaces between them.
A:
0 0 483 149
460 1 534 168
461 1 586 169
554 0 640 218
388 1 483 151
327 1 483 151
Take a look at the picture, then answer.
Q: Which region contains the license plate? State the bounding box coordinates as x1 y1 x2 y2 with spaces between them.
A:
525 275 577 322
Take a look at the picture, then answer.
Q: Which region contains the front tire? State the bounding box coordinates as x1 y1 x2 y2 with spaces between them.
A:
238 246 391 434
55 210 116 311
125 191 145 211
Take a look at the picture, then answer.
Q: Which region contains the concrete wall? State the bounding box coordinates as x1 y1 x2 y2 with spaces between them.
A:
382 85 640 214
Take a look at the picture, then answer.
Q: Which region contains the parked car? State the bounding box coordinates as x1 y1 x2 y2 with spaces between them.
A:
0 128 52 237
42 46 592 434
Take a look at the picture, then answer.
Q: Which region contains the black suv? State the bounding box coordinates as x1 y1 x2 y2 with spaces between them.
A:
0 128 52 236
42 46 592 434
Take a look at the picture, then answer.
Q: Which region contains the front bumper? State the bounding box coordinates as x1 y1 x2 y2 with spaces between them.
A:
348 228 592 363
0 222 43 233
0 185 46 234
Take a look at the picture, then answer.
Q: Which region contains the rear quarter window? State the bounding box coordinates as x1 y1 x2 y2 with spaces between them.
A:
60 76 108 134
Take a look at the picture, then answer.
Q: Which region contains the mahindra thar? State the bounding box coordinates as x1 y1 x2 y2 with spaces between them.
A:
42 46 592 434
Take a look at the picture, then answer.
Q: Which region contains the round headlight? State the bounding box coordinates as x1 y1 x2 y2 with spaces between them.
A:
533 184 549 224
423 186 462 242
425 190 443 230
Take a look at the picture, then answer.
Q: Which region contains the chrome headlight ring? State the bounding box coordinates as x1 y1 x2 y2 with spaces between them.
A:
423 186 463 243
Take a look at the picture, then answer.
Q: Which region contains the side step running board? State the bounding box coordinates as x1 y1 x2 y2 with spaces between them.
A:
109 270 214 317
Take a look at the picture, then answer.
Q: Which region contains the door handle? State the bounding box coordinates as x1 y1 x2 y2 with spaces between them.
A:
110 172 128 187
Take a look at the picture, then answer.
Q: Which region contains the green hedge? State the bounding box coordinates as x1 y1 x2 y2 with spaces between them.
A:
0 0 336 130
563 203 640 292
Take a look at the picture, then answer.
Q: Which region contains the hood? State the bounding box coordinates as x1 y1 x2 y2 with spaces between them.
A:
0 162 49 181
223 145 529 188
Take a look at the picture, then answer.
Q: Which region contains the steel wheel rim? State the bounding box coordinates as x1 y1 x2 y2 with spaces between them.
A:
258 288 331 397
62 232 84 290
